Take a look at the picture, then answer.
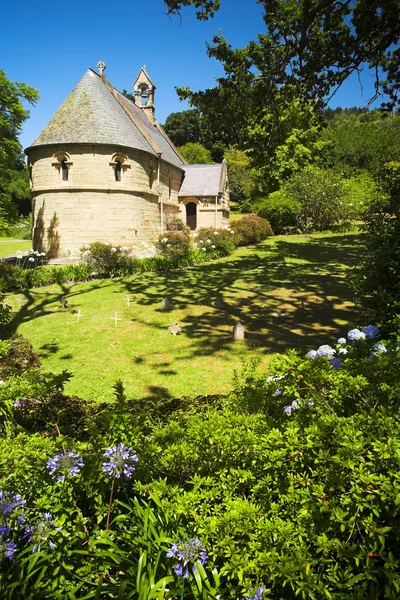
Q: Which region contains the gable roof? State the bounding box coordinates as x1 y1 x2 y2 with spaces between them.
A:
179 163 227 197
26 69 185 169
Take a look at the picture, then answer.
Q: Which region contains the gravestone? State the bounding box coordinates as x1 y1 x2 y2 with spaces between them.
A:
233 322 245 341
168 322 181 336
215 294 225 309
161 296 171 311
59 296 68 309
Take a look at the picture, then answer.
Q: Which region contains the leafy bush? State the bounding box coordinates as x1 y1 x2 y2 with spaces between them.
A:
286 166 344 232
5 216 32 239
352 162 400 335
0 294 11 328
84 242 129 276
341 172 378 221
166 215 190 236
156 232 191 264
231 214 273 245
255 189 301 234
195 227 237 257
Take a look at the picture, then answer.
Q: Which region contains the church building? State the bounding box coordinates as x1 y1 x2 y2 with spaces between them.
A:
25 62 230 257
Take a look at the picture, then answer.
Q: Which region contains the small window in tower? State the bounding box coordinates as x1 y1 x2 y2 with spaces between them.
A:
115 161 122 182
168 175 172 199
61 160 68 181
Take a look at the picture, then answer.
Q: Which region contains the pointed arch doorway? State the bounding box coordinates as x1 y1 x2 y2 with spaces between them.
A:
186 202 197 230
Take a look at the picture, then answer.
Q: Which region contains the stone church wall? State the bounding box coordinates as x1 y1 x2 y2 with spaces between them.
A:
27 144 183 256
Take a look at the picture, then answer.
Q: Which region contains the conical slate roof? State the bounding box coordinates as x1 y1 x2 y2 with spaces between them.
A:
27 69 185 169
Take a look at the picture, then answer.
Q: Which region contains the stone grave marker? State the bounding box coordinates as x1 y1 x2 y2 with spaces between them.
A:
233 322 245 341
161 296 171 311
215 294 225 309
168 322 181 336
59 296 68 309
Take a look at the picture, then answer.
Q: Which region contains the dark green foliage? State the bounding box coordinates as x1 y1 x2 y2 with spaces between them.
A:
162 109 202 147
0 334 39 378
352 161 400 334
231 215 273 246
321 111 400 177
255 190 301 234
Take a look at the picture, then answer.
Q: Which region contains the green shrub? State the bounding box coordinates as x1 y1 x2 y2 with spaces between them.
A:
166 215 190 236
156 231 191 264
195 227 236 257
341 172 378 221
6 216 32 239
352 162 400 335
230 214 273 245
255 190 301 234
84 242 128 276
286 166 345 232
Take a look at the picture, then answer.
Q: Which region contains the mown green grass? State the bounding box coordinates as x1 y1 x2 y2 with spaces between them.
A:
5 231 364 403
0 239 32 257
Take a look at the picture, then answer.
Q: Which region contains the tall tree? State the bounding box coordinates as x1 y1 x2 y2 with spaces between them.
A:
0 70 38 227
165 0 400 192
162 110 202 147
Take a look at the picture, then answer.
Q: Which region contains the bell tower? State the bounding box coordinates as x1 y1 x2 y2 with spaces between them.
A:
133 66 156 124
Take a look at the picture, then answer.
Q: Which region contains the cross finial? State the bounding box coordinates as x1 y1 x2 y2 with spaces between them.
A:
96 60 106 75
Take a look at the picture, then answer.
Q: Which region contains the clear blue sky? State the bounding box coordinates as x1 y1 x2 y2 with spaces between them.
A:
1 0 385 151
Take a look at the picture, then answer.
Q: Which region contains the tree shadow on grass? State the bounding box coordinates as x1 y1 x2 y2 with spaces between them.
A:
123 233 365 359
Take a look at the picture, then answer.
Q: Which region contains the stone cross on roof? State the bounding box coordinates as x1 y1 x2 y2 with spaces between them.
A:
96 60 106 75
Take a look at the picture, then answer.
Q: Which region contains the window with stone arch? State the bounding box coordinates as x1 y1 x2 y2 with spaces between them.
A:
110 153 130 183
51 152 72 183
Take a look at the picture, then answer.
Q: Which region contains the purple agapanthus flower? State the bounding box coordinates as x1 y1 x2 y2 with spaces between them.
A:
283 405 293 415
0 537 16 561
337 337 347 345
244 586 266 600
102 444 138 479
348 328 366 341
306 350 317 359
330 357 343 369
13 399 26 409
362 325 379 339
316 345 336 358
24 512 61 553
47 451 84 482
0 525 13 537
167 538 208 579
0 491 26 517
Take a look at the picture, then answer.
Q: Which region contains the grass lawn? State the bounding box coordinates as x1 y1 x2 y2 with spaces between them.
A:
5 231 364 403
0 239 31 257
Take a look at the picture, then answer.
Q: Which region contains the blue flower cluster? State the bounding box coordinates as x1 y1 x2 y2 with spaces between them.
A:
0 490 63 560
23 512 62 553
102 444 138 479
0 491 26 563
47 451 84 482
306 325 384 367
166 537 208 579
243 586 266 600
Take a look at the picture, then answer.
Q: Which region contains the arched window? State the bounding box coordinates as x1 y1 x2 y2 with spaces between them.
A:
61 159 69 181
139 84 149 106
110 153 130 183
115 160 122 182
52 152 72 183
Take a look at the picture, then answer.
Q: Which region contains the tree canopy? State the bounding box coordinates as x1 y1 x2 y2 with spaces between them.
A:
162 109 202 147
0 70 38 227
165 0 400 108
